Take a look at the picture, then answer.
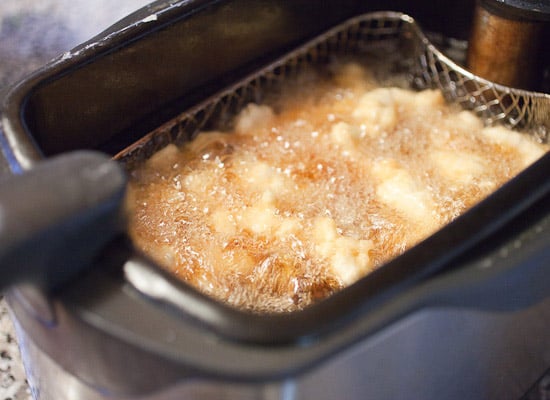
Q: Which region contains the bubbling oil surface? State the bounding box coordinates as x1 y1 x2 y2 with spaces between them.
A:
127 62 548 313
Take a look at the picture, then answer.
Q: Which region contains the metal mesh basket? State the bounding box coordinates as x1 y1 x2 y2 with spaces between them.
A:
410 23 550 141
115 11 550 168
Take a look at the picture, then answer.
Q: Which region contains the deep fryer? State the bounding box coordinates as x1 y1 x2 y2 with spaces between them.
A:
0 1 549 399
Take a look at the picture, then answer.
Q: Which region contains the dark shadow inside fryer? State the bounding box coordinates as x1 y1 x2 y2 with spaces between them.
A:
17 0 475 159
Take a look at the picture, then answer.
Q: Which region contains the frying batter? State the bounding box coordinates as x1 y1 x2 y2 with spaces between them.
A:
127 62 548 312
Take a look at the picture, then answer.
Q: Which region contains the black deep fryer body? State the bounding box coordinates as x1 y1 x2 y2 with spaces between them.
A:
1 1 549 399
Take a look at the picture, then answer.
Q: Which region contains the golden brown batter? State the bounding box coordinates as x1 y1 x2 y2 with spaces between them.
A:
127 62 548 313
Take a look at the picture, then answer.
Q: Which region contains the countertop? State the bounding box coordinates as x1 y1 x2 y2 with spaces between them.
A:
0 1 151 399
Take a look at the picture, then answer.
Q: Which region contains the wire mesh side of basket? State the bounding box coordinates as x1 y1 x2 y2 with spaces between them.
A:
410 26 550 142
115 11 549 169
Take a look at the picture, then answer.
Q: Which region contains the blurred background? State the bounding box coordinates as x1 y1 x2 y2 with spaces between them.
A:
0 1 150 398
0 0 151 98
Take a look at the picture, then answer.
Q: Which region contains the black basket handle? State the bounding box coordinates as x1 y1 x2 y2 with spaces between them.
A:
0 151 126 291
